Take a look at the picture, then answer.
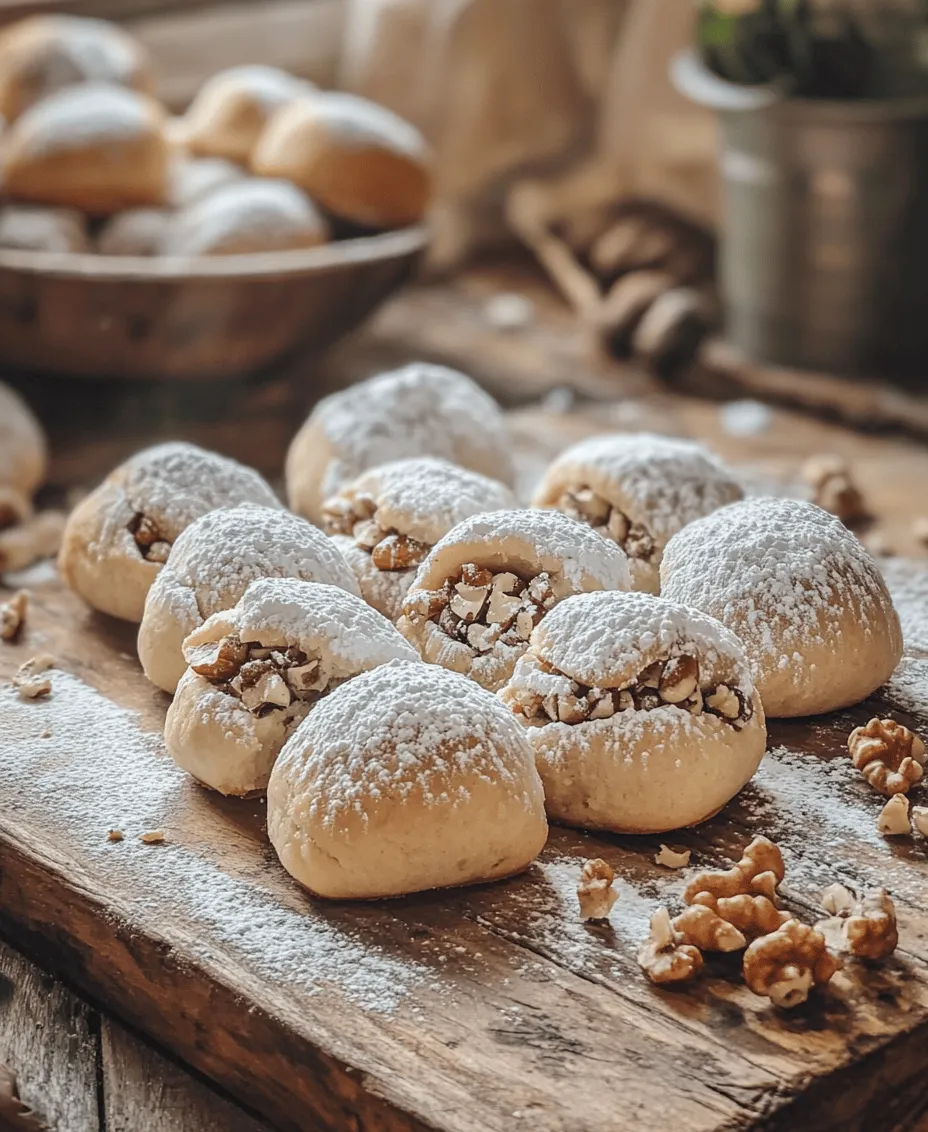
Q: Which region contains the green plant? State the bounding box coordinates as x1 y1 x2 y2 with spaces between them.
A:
696 0 928 97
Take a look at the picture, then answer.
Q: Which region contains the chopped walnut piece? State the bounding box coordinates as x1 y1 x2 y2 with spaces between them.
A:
655 845 691 869
877 794 910 836
743 919 840 1009
12 653 54 700
816 884 898 961
107 829 124 843
577 858 618 921
683 835 784 905
371 533 430 571
659 656 698 703
0 589 28 642
558 487 657 562
188 634 248 681
128 512 170 562
637 907 703 985
801 454 868 526
0 509 67 573
912 806 928 837
140 831 164 844
848 717 926 796
673 904 746 952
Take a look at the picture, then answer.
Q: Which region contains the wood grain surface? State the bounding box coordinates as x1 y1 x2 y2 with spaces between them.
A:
1 407 928 1131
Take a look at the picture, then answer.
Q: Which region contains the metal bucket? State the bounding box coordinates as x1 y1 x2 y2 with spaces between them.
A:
673 50 928 382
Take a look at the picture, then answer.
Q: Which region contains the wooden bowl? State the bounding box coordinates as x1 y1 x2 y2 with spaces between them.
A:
0 225 427 380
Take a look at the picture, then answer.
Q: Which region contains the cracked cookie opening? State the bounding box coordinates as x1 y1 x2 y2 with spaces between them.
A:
128 511 172 564
558 486 657 563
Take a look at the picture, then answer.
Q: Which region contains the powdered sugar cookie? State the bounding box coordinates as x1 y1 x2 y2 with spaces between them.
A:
397 509 630 692
322 457 515 620
180 65 314 165
97 207 170 255
165 578 416 796
267 660 547 898
660 498 903 717
0 204 90 252
139 504 359 694
286 363 515 524
0 381 45 501
532 433 743 594
499 590 766 833
0 15 152 123
2 83 169 213
253 91 432 229
159 178 328 257
59 442 280 623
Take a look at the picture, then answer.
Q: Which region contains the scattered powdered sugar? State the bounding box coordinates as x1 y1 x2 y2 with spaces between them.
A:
540 433 742 544
660 498 896 665
192 577 416 674
14 83 157 159
881 559 928 658
307 363 514 499
342 457 515 547
113 442 281 543
188 65 311 114
426 508 630 591
160 179 326 257
37 16 141 86
151 504 358 624
297 91 427 158
276 661 534 826
0 669 427 1013
522 590 753 692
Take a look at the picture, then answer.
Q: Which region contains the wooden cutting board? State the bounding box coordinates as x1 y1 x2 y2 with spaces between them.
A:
2 429 928 1132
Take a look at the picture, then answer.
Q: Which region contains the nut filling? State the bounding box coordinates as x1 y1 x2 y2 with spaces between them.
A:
188 634 339 718
558 486 657 561
128 512 171 564
510 653 754 729
322 492 430 572
402 563 562 655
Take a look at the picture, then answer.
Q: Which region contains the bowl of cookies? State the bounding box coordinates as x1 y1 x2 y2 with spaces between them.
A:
0 16 430 380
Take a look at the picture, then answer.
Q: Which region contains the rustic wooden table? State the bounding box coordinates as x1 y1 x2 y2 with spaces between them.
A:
3 264 928 1132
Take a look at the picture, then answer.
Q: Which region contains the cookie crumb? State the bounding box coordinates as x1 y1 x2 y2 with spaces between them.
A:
139 830 164 844
0 589 27 641
12 653 55 700
107 829 124 842
40 728 51 739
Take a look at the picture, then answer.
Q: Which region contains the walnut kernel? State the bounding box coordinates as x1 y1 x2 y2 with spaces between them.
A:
683 835 784 905
673 904 746 952
637 907 703 985
654 845 691 869
0 589 28 642
848 717 926 796
817 885 898 961
577 858 618 921
743 919 839 1009
877 793 910 836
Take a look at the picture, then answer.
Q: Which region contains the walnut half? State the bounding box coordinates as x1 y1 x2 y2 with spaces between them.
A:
638 907 703 985
848 717 926 796
816 884 898 961
743 919 840 1009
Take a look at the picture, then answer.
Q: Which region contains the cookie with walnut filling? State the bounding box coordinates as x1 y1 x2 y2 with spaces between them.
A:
138 504 359 694
397 509 630 693
499 590 766 833
59 442 280 622
532 433 743 594
165 577 417 796
322 457 514 620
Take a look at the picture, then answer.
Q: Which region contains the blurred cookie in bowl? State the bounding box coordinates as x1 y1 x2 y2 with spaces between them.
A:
286 363 515 525
0 204 90 253
97 207 171 256
167 154 245 209
179 65 315 166
0 15 153 124
158 178 329 257
253 91 432 230
2 83 169 213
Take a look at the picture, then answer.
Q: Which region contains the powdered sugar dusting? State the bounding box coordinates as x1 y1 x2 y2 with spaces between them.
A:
526 590 754 692
541 433 743 543
660 498 897 665
305 363 514 499
276 661 534 826
426 508 630 591
13 83 157 159
0 669 426 1012
339 457 515 548
149 504 358 625
189 64 311 113
190 577 417 675
111 442 281 544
